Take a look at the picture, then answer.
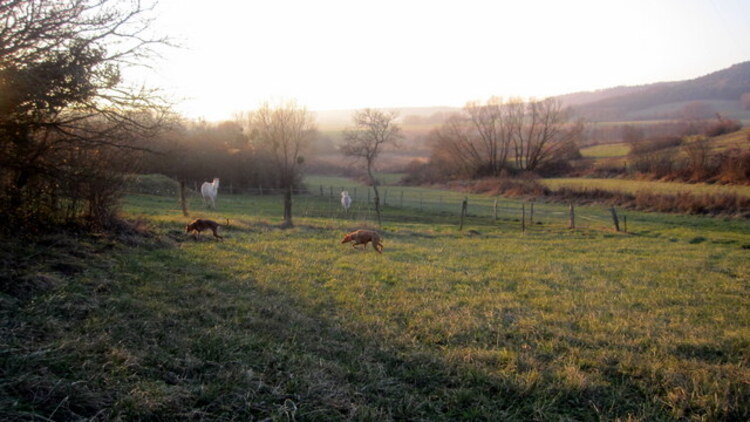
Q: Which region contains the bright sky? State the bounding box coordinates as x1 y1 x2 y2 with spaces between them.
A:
136 0 750 121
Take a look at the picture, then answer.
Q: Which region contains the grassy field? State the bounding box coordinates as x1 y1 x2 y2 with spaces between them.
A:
580 143 630 158
708 127 750 152
2 184 750 420
580 127 749 163
542 177 750 198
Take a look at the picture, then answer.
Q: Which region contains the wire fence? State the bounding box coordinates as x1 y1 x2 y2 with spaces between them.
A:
127 178 629 233
300 184 629 233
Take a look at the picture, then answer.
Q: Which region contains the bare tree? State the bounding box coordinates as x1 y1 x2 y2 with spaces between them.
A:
511 98 583 172
682 135 712 181
427 114 481 179
464 97 513 175
427 97 581 177
621 124 645 146
341 109 402 225
0 0 172 228
247 100 316 228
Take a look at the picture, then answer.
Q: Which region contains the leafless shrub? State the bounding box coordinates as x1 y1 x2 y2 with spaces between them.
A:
400 159 449 185
629 136 682 155
632 190 750 216
704 118 742 137
629 152 675 179
717 149 750 183
451 175 550 197
681 136 713 181
587 158 628 178
425 97 583 179
471 183 750 218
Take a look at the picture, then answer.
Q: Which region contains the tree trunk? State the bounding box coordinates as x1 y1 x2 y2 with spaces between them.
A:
372 184 381 226
179 180 189 217
9 169 30 213
367 162 381 226
282 185 294 228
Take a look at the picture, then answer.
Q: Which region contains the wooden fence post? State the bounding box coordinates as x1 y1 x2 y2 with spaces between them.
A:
493 198 498 221
569 203 575 229
530 202 534 225
179 180 188 217
259 185 264 195
383 189 388 206
459 197 468 231
610 206 620 232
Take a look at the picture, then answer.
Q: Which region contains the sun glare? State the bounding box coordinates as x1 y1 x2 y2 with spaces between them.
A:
139 0 750 120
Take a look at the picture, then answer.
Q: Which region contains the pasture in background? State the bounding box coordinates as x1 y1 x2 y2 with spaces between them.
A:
542 177 750 198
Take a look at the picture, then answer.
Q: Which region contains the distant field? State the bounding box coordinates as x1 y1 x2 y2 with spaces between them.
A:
543 177 750 198
580 142 630 158
709 127 750 151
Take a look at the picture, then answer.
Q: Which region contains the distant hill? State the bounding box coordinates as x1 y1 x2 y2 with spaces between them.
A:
559 61 750 122
315 62 750 129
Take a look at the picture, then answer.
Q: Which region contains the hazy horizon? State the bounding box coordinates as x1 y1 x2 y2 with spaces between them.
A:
130 0 750 121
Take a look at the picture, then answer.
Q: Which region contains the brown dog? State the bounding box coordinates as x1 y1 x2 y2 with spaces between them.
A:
341 229 383 253
185 218 227 240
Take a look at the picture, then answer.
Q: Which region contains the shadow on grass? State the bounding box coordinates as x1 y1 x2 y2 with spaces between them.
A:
3 229 745 421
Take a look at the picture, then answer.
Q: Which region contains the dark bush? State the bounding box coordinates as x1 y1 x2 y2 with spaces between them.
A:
717 149 750 183
456 175 550 197
704 119 742 137
629 152 675 179
629 136 682 156
401 159 456 185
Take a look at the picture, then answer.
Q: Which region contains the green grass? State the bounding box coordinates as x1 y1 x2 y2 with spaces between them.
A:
542 177 750 198
581 127 750 168
709 127 750 152
580 143 630 158
2 189 749 420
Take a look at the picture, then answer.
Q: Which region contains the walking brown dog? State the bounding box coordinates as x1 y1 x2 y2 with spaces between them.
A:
341 229 383 253
185 218 227 240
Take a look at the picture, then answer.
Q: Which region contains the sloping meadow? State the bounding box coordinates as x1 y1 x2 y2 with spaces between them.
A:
2 192 749 420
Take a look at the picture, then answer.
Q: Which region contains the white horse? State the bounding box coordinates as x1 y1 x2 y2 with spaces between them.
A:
341 191 352 212
201 177 220 209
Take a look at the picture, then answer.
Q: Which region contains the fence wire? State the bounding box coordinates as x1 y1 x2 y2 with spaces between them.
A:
129 180 627 232
304 184 627 233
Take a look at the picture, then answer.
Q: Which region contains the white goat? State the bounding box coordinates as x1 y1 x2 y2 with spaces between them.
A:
341 190 352 212
201 177 220 209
